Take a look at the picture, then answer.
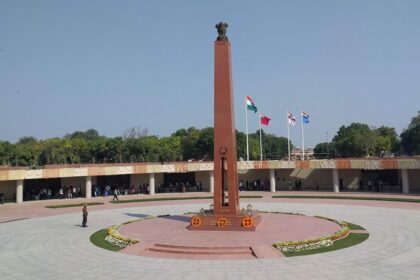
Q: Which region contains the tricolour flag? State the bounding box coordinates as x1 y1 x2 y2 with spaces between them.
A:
288 112 296 125
260 113 271 126
302 112 310 124
246 96 257 113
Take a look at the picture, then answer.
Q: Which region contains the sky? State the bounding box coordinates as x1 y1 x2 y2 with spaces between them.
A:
1 0 420 147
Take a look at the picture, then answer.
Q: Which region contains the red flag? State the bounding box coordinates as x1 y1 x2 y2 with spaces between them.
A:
260 113 271 126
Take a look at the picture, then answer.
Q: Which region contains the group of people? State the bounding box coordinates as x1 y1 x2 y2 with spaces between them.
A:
158 181 203 193
92 184 149 197
239 178 271 192
287 179 306 191
25 185 83 201
362 179 385 192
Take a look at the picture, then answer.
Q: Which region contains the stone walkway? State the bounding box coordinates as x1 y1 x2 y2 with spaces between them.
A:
1 193 420 279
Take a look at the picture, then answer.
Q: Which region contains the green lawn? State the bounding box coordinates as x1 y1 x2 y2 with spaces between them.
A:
238 195 263 198
110 196 213 204
347 222 366 230
283 233 369 257
110 195 262 204
272 195 420 204
90 229 121 252
46 202 104 209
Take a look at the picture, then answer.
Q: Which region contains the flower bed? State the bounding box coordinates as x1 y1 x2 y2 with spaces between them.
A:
104 216 155 248
272 214 350 253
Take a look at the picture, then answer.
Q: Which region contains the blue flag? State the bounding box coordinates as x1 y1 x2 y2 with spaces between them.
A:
302 112 310 124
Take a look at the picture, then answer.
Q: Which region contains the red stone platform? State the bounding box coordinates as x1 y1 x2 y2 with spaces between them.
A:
188 212 261 231
119 213 341 259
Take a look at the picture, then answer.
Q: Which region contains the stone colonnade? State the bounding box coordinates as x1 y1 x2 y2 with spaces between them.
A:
11 168 413 203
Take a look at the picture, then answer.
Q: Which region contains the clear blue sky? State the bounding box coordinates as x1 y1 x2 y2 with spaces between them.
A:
1 0 419 147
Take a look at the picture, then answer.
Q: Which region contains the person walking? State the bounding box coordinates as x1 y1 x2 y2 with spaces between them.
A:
82 204 88 227
112 187 119 201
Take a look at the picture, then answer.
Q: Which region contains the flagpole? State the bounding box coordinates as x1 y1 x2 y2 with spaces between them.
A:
259 114 263 161
287 111 291 162
301 110 305 160
245 96 249 161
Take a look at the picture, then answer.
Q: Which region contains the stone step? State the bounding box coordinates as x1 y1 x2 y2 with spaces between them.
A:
147 243 255 256
251 245 282 259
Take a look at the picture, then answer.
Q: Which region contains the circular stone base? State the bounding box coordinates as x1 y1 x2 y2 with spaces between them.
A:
117 213 341 259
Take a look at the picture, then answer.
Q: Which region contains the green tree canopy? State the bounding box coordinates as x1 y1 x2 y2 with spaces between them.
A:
333 123 398 158
400 113 420 155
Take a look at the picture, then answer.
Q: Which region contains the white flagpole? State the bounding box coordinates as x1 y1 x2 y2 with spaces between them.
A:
245 96 249 161
259 114 263 161
301 110 305 160
287 111 291 162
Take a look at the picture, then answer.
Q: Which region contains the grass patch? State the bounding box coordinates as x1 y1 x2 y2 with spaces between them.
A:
272 195 420 204
346 222 366 230
283 233 369 257
46 202 104 209
90 229 121 252
239 195 263 198
111 195 263 204
110 196 213 204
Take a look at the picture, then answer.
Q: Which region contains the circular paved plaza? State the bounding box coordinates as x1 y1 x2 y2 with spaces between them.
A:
1 195 420 279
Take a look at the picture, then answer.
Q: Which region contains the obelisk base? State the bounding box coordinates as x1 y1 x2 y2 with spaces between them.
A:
188 212 261 231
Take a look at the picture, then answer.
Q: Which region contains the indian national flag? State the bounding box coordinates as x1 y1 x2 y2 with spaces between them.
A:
246 96 257 113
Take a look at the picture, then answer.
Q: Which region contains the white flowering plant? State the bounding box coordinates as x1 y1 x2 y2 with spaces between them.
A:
273 215 350 253
104 215 155 248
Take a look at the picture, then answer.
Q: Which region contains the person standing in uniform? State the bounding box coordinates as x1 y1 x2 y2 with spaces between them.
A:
82 204 88 227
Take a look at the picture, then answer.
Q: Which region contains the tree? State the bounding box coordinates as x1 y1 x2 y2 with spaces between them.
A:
0 141 15 165
196 127 214 160
373 126 398 156
400 113 420 155
122 126 148 139
15 137 41 166
39 138 67 165
246 129 287 160
179 127 200 161
236 130 247 160
334 123 375 157
263 134 288 160
314 142 336 159
157 136 182 162
104 138 124 163
66 129 101 141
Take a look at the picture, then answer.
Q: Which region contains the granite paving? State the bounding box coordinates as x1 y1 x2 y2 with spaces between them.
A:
1 193 420 279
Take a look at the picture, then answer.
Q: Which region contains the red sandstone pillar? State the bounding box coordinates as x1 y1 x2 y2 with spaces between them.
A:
213 39 240 215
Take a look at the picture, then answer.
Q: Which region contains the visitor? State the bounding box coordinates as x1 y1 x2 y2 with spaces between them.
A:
378 180 383 192
239 180 244 192
77 185 82 198
82 204 88 227
58 187 64 198
129 185 136 194
112 187 119 201
105 185 111 196
67 186 72 199
368 180 372 191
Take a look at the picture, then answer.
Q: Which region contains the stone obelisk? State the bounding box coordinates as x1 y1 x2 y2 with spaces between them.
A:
189 23 260 231
212 22 240 215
